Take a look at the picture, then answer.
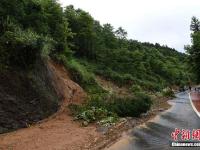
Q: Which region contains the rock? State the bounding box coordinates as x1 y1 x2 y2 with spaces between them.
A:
82 121 89 127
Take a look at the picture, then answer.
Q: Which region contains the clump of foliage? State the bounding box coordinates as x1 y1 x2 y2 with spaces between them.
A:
0 0 72 70
55 55 105 94
86 92 152 117
162 88 175 98
70 105 118 126
186 16 200 82
107 93 152 117
69 92 152 125
0 25 55 69
75 107 117 122
130 85 142 93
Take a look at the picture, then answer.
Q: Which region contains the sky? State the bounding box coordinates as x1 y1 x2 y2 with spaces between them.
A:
58 0 200 52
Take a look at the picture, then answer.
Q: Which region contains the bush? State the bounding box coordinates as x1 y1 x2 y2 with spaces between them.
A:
0 27 41 69
138 80 162 92
130 85 142 93
162 87 175 97
68 104 82 116
57 58 96 88
121 74 134 84
85 92 152 118
0 25 56 69
109 93 152 117
67 59 95 85
96 69 135 86
70 92 152 125
87 93 109 108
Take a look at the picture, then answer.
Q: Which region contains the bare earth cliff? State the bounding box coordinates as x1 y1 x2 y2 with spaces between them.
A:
0 60 100 150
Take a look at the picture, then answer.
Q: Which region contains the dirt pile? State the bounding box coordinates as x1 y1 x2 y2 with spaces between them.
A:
46 60 86 110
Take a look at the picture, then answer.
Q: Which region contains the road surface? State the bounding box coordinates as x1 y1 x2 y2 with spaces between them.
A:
107 92 200 150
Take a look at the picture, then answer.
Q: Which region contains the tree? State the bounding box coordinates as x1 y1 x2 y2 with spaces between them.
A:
101 24 117 49
64 6 95 58
115 27 128 49
0 0 25 34
186 16 200 82
0 0 73 69
115 27 127 40
190 16 200 32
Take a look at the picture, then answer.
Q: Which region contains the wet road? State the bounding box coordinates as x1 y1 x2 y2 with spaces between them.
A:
107 92 200 150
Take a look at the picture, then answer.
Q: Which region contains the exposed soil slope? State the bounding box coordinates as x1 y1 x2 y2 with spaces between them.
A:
0 60 100 150
46 60 86 112
0 60 59 134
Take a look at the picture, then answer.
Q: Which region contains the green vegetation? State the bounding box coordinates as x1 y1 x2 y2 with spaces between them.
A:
186 16 200 82
107 93 152 117
74 106 118 126
0 0 72 70
63 6 192 91
162 88 175 98
69 92 151 125
0 0 194 127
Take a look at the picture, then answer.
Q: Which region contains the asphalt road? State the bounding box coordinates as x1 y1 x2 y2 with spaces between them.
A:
107 92 200 150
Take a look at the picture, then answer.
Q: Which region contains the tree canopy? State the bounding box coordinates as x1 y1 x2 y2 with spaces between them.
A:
186 16 200 82
0 0 192 90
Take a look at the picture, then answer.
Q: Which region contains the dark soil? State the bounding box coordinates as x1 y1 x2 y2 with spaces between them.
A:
0 61 59 134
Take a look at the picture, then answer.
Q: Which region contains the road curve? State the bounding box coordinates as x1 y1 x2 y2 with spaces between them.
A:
106 92 200 150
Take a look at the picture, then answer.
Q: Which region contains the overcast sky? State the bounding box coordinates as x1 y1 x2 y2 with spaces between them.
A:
59 0 200 52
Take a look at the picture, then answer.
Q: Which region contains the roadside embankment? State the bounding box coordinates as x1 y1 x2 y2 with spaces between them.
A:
0 60 100 150
189 92 200 118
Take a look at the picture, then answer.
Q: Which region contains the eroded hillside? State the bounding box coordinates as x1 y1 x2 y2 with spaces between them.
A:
0 60 100 150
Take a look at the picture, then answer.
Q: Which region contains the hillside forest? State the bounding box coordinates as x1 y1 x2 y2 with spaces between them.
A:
0 0 196 133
